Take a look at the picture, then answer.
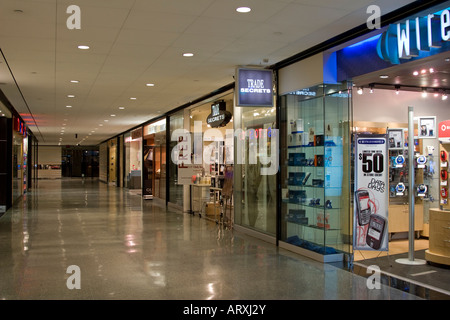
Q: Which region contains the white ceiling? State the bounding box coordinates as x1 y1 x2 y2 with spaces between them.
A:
0 0 416 146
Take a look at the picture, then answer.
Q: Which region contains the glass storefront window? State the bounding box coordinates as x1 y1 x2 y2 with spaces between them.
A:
169 111 184 207
280 82 352 257
124 128 143 192
12 131 23 203
143 119 167 200
234 106 277 236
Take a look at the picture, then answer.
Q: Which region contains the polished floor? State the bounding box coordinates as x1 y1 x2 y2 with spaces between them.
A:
0 178 424 300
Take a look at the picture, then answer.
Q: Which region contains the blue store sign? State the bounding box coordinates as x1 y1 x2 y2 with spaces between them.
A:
377 7 450 64
336 5 450 81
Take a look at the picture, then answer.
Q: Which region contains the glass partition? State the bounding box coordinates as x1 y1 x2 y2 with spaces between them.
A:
280 83 352 258
169 111 184 207
124 127 142 193
234 105 277 236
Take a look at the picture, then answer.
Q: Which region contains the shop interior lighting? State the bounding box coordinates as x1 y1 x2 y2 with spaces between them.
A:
413 71 419 76
369 85 374 93
422 88 428 97
357 87 363 94
395 85 400 94
146 83 155 87
70 80 79 83
183 53 194 57
443 93 448 101
77 45 90 50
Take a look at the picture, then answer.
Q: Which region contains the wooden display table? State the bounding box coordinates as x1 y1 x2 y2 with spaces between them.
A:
425 208 450 266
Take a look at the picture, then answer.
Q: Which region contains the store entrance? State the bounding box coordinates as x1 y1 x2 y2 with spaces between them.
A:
351 51 449 267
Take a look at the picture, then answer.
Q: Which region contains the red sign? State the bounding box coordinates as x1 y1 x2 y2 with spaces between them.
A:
439 120 450 139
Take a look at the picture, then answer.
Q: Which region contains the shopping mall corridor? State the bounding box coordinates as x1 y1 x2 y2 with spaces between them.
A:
0 178 421 300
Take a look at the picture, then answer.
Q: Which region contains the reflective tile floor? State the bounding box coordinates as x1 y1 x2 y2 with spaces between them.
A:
0 178 423 300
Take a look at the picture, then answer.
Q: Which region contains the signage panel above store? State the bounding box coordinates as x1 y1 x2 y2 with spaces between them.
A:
377 7 450 64
335 5 450 81
236 68 273 107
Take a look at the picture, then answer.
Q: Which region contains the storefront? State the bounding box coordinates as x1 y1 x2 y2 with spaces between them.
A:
12 116 28 204
181 91 234 222
275 1 450 264
143 119 167 200
123 127 143 193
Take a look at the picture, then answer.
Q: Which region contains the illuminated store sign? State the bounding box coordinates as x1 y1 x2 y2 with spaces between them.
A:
206 100 232 128
236 68 273 107
377 7 450 64
14 117 27 136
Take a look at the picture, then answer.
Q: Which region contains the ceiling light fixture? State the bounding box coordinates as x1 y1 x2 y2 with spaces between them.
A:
236 7 251 13
146 83 155 87
67 95 75 98
395 85 400 94
66 105 72 108
357 87 363 95
119 107 125 110
70 80 79 83
130 97 137 100
413 71 419 76
78 45 90 50
422 88 428 98
443 93 448 101
183 53 194 57
379 75 389 79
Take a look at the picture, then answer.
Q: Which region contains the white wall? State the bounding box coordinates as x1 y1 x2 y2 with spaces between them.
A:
38 146 61 164
353 89 449 124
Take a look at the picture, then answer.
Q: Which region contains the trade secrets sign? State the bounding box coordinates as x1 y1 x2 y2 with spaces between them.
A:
236 68 273 107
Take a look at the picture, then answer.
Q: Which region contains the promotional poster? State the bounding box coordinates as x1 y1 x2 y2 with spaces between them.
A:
354 134 389 251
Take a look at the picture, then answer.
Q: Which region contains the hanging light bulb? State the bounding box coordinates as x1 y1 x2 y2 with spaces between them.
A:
395 85 400 95
443 92 448 101
369 85 374 93
357 87 363 95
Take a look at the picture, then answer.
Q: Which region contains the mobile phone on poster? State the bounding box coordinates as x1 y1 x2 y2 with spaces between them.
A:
366 214 386 250
355 190 371 226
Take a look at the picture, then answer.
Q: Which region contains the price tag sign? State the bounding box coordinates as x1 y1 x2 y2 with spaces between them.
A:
353 134 389 251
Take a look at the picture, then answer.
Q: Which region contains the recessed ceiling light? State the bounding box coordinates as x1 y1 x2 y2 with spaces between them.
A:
183 53 194 57
67 95 75 98
236 7 251 13
379 75 389 79
99 124 103 126
70 80 79 83
119 106 125 110
66 105 72 108
110 114 116 117
146 83 155 87
413 71 419 76
104 119 109 122
78 45 90 50
130 97 137 100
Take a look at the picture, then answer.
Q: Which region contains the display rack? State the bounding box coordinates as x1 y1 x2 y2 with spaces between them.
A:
281 83 349 261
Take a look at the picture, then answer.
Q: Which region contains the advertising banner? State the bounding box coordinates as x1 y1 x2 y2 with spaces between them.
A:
439 119 450 143
354 134 389 251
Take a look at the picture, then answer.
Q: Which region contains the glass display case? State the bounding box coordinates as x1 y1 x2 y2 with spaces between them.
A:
280 82 351 261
